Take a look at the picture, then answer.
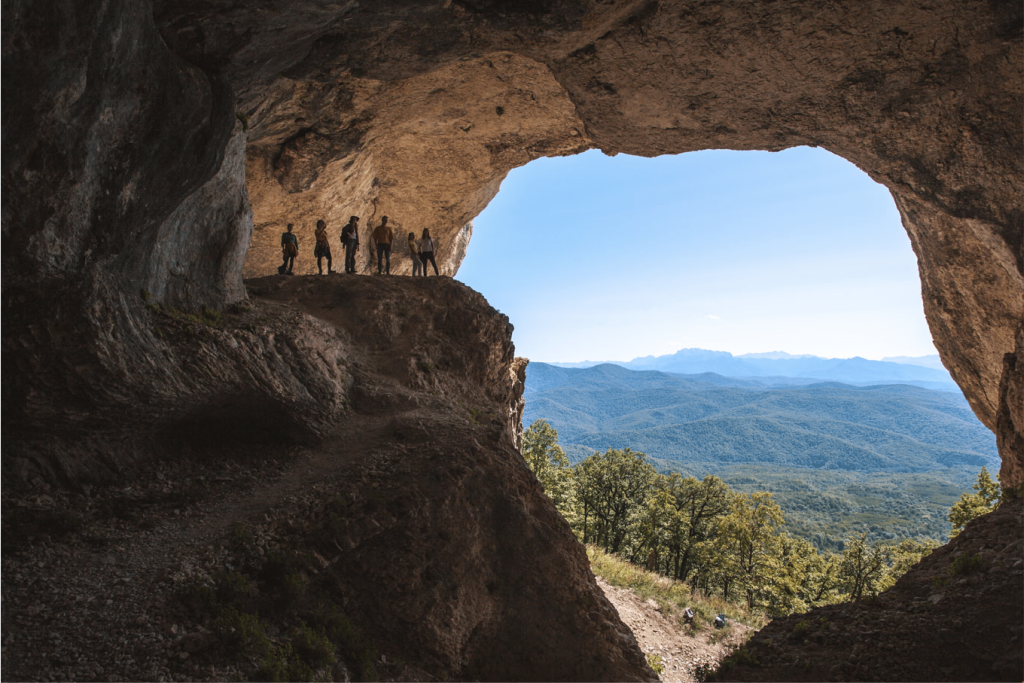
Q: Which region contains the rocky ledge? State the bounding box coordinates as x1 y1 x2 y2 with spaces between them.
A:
1 275 653 682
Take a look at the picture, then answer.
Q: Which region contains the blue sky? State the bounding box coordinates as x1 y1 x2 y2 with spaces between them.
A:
455 146 937 364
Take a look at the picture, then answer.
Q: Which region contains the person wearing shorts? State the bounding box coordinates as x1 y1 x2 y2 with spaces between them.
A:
314 219 332 274
408 232 422 276
280 223 298 274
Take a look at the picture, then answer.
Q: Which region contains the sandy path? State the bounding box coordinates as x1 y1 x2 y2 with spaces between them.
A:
596 576 749 683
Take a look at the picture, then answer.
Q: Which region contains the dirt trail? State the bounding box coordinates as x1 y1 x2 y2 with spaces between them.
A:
596 577 751 683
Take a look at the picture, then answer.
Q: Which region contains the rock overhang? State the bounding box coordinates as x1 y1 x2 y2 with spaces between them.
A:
3 4 1020 679
2 0 1021 484
197 0 1021 483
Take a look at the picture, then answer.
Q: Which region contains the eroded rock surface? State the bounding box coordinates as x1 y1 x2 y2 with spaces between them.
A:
2 275 653 682
1 1 1022 680
717 497 1024 682
159 0 1023 483
4 0 1020 485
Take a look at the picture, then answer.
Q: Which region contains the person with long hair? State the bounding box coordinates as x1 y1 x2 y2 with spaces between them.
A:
314 219 332 274
419 228 439 276
408 232 422 276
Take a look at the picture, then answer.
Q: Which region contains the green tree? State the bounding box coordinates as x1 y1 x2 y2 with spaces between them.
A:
770 533 839 614
657 474 731 582
879 538 938 591
837 532 890 601
571 448 657 554
521 419 574 511
715 491 786 609
948 466 1001 537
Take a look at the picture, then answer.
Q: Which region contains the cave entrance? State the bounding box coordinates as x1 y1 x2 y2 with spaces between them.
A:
458 146 931 363
464 146 1000 552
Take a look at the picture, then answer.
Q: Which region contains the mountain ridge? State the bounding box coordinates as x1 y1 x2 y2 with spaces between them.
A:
523 361 998 546
542 348 957 388
524 362 996 474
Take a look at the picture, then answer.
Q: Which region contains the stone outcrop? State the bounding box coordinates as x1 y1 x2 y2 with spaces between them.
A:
160 0 1022 485
1 1 1022 679
4 0 1020 485
246 275 652 681
718 496 1024 682
2 281 352 485
1 275 654 682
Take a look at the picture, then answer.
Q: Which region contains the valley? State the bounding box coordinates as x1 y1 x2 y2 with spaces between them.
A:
524 361 998 548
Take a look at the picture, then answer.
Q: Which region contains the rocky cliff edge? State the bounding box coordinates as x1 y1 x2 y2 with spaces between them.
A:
2 274 653 682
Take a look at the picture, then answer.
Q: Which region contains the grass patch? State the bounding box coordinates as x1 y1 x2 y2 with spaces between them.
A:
693 661 716 681
587 545 766 630
791 619 810 639
949 552 986 575
174 535 379 682
719 647 760 671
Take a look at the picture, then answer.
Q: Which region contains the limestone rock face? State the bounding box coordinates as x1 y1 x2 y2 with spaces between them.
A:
157 0 1023 484
2 282 353 484
245 275 652 681
4 0 1021 485
1 0 1021 678
240 50 589 278
996 327 1024 491
2 0 241 311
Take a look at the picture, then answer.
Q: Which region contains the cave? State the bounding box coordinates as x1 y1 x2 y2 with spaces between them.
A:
2 0 1021 680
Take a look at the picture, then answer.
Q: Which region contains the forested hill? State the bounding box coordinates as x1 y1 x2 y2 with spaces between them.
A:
523 362 998 474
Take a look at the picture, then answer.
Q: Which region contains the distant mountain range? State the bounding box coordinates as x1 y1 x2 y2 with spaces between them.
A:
524 362 995 473
523 359 992 547
545 349 956 391
880 355 947 371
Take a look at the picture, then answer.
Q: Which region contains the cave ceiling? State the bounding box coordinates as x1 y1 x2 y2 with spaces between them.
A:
2 0 1021 486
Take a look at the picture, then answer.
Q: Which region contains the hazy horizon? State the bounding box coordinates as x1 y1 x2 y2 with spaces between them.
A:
529 348 941 364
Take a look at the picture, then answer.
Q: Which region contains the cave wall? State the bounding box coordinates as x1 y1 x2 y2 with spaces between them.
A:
240 50 590 277
3 1 1022 483
1 0 241 312
159 0 1023 483
1 1 1021 679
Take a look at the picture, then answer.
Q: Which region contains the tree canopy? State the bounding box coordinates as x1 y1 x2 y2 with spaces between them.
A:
519 418 975 617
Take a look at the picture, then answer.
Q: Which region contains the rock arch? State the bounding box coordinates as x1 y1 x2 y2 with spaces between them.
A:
2 1 1021 679
3 1 1021 491
221 1 1023 485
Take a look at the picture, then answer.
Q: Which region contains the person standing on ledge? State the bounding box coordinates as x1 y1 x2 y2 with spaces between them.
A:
341 216 360 274
419 228 439 276
372 215 394 275
280 223 298 275
407 232 422 276
314 219 333 275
